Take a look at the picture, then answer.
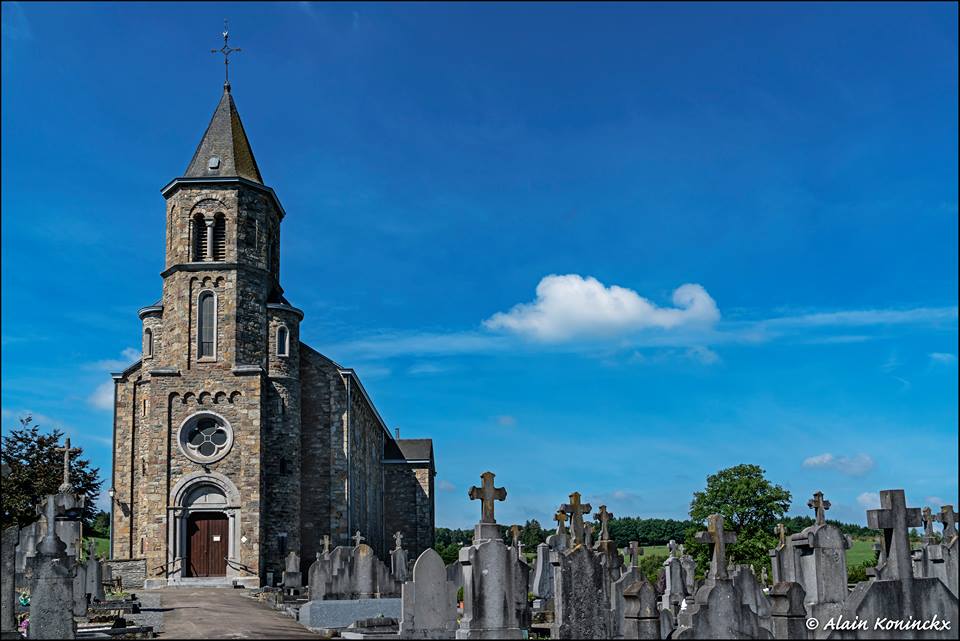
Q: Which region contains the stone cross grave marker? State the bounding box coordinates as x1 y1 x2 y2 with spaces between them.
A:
322 534 331 556
510 525 520 551
584 524 594 549
597 505 614 541
922 507 936 541
30 495 75 640
352 531 365 548
394 531 404 551
554 509 568 535
628 541 642 568
808 490 831 526
939 505 957 544
696 514 736 580
775 523 786 549
54 438 81 494
561 492 592 546
867 489 922 582
468 471 506 524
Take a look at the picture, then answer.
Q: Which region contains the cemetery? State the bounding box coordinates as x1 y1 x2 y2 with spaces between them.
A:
3 462 957 639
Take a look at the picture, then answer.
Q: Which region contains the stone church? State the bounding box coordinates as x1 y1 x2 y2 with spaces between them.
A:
109 81 435 587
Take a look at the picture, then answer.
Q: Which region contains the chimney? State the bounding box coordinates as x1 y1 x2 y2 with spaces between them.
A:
394 427 400 439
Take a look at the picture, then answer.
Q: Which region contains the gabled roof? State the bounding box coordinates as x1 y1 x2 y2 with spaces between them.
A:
184 85 263 184
396 439 434 462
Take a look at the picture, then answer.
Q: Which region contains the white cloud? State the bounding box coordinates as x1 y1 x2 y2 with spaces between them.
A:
686 346 720 365
929 352 957 364
483 275 719 342
857 492 881 509
802 452 874 476
496 415 517 427
437 480 456 493
762 306 958 329
407 362 447 375
85 347 141 372
88 382 114 411
926 496 946 507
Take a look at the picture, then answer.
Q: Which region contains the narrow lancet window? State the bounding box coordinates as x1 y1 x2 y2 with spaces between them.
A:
144 328 153 358
198 292 216 358
277 326 289 357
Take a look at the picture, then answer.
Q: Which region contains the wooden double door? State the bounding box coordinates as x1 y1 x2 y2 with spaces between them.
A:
186 512 228 577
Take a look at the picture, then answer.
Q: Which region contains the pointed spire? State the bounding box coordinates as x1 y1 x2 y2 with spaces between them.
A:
184 86 263 184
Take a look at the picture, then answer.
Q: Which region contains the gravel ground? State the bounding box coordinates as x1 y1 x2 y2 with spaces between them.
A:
128 591 164 634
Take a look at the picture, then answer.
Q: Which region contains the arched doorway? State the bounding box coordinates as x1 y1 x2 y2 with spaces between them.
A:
184 484 228 577
168 471 243 583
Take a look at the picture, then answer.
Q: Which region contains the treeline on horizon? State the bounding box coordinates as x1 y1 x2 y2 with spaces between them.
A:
436 514 877 551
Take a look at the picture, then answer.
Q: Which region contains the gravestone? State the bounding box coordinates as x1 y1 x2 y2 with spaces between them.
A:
399 548 457 639
391 531 409 583
510 526 532 631
308 551 333 601
560 492 592 548
552 543 610 639
834 489 958 639
1 526 18 640
445 560 463 593
73 562 88 617
282 551 302 591
678 544 696 596
29 495 76 640
791 492 851 625
622 577 660 640
662 540 692 616
456 471 523 639
768 581 809 640
14 521 39 576
533 510 571 606
84 539 105 603
730 565 772 633
673 515 773 639
770 523 800 584
610 541 643 639
936 505 958 597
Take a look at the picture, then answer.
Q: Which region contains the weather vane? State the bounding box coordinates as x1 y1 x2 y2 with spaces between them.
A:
211 19 241 88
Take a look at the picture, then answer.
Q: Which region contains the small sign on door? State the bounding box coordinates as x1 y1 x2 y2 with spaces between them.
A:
212 535 222 542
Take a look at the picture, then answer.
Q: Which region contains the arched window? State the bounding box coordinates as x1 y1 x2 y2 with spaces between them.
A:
192 214 207 261
198 291 216 358
277 326 289 357
212 214 226 261
144 328 153 358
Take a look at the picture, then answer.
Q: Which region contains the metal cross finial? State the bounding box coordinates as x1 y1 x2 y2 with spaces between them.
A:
597 505 614 541
808 491 831 526
393 531 403 551
211 19 242 89
560 492 593 546
54 437 81 494
352 530 365 547
553 509 568 535
468 471 506 524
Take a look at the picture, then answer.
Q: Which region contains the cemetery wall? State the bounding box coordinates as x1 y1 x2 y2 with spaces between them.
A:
104 558 147 589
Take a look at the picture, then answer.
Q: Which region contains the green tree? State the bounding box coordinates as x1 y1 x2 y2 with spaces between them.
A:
520 519 546 548
1 416 102 529
87 510 111 538
685 464 791 574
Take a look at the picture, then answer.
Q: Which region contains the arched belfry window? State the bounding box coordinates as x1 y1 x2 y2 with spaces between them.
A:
144 328 153 358
198 291 216 359
192 214 208 261
277 326 289 357
212 214 226 261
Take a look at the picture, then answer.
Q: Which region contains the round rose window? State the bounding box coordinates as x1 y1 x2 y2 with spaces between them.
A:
178 413 233 464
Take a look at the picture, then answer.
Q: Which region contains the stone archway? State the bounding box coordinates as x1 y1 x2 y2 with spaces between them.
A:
167 471 243 582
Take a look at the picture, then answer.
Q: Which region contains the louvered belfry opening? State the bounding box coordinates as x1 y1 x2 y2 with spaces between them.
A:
193 214 208 261
212 214 226 261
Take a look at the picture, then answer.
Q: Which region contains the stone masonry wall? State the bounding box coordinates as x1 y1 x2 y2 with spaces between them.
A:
348 381 387 557
384 464 435 560
104 558 147 589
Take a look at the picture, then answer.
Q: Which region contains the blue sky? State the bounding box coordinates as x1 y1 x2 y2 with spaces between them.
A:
2 2 957 528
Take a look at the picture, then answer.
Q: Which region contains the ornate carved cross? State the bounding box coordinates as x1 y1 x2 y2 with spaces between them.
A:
560 492 592 546
393 531 404 551
210 19 242 86
352 530 365 547
808 491 831 526
54 437 81 494
597 505 614 542
553 509 568 535
695 514 737 580
938 505 957 545
468 471 506 524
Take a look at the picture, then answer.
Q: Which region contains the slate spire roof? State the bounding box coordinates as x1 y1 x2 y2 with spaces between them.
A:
184 83 264 184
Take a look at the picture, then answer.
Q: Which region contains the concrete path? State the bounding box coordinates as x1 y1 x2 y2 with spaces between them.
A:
155 588 319 639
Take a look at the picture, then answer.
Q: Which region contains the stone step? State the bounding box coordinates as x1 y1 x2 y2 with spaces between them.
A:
165 576 239 588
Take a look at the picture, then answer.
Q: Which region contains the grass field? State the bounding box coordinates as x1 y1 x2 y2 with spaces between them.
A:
80 536 110 560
